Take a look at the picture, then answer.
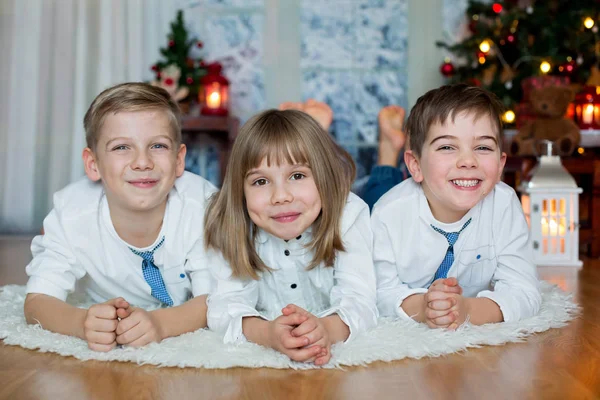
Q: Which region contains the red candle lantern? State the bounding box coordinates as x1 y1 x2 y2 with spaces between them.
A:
573 86 600 129
199 62 229 116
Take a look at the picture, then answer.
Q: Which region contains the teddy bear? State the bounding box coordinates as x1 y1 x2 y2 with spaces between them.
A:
151 64 189 102
510 85 581 157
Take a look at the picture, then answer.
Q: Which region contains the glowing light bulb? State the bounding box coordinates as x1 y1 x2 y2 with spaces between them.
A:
479 40 491 53
502 110 516 123
540 61 551 73
584 17 595 29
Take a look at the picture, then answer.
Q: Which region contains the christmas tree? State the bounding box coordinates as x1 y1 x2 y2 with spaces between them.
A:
151 10 207 100
437 1 600 114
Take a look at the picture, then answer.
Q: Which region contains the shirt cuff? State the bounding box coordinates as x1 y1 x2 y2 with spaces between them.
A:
395 288 429 321
26 276 69 302
223 305 269 344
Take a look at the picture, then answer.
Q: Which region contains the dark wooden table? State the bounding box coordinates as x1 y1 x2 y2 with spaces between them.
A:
181 113 239 184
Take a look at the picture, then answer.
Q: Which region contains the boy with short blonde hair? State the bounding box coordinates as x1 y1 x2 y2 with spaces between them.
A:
25 82 216 351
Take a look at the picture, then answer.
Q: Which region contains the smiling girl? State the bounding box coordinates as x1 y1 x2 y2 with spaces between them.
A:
204 109 378 366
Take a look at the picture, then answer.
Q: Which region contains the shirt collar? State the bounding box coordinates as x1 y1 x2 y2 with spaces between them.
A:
255 225 313 244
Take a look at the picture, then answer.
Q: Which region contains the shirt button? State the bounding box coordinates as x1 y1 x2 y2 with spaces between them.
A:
290 283 297 289
296 235 302 240
284 250 290 256
179 273 185 278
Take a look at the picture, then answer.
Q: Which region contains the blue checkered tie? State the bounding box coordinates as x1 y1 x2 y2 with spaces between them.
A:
430 218 472 281
129 237 173 306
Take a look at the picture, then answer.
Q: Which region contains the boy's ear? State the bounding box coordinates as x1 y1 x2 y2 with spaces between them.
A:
82 148 101 182
497 151 507 182
175 144 187 178
404 150 423 183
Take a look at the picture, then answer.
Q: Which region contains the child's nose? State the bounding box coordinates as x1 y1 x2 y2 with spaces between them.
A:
271 184 293 204
457 151 477 168
131 150 154 170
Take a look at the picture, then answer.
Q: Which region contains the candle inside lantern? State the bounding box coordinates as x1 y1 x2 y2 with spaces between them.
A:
541 217 566 237
207 90 221 109
582 104 595 124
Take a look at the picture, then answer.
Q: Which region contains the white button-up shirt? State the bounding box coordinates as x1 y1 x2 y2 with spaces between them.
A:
207 192 378 343
372 179 541 323
26 172 216 307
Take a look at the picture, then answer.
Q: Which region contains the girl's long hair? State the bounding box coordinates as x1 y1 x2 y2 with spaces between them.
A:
204 109 356 280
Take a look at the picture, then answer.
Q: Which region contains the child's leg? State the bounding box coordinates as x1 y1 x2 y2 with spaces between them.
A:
279 99 333 131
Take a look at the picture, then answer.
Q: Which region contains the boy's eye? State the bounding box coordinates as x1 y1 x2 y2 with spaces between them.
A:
112 145 129 151
151 143 169 150
290 173 306 180
252 178 268 186
476 146 494 152
437 145 454 151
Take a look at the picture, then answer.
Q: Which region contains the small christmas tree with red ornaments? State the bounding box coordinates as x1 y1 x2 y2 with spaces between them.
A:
436 0 600 125
150 10 207 102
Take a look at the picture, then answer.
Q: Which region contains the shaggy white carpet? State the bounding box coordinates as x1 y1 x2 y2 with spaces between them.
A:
0 282 578 370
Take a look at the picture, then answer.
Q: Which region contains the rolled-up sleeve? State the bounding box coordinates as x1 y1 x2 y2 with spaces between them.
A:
320 201 378 342
372 208 427 321
206 256 267 344
26 206 85 301
477 193 541 322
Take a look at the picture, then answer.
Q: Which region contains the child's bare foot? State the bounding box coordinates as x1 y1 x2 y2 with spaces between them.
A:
279 101 305 112
378 105 407 166
303 99 333 131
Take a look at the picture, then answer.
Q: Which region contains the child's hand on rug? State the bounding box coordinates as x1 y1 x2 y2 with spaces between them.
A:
115 308 164 347
283 304 331 365
422 278 463 329
267 312 325 362
446 295 470 331
84 297 130 352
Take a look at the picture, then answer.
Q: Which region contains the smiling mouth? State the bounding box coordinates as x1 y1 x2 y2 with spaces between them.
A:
272 212 301 223
451 179 480 188
128 179 158 188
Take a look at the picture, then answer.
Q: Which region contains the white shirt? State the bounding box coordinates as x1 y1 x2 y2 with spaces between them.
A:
207 192 378 343
372 178 541 323
26 171 217 307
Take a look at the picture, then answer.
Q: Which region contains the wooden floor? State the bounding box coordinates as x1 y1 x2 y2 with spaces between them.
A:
1 236 599 400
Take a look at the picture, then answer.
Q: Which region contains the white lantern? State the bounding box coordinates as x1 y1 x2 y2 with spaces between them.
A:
518 141 583 267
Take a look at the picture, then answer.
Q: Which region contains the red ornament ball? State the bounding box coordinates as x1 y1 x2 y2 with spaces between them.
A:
186 77 194 84
151 64 159 72
440 61 455 77
168 39 175 47
164 77 174 86
492 3 503 13
156 72 161 79
440 62 454 78
507 35 515 43
196 41 204 48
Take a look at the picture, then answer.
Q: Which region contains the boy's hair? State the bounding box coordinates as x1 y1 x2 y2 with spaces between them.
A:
204 109 356 280
406 83 505 158
83 82 182 151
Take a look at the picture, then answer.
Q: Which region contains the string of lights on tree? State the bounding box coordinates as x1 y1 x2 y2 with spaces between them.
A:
436 0 600 125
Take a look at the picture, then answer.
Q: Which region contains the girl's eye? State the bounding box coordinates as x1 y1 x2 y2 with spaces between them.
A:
151 143 169 150
112 145 128 151
252 178 268 186
290 173 306 180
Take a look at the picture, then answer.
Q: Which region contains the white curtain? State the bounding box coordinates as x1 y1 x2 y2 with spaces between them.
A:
0 0 178 233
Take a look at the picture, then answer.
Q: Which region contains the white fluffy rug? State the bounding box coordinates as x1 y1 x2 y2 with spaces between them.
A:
0 282 578 369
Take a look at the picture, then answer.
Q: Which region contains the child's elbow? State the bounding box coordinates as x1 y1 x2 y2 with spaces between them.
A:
23 293 44 325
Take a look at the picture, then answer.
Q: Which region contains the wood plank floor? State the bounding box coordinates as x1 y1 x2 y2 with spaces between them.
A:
1 236 599 400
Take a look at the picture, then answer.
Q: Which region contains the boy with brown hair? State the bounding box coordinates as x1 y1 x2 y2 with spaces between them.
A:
24 82 216 351
372 84 541 329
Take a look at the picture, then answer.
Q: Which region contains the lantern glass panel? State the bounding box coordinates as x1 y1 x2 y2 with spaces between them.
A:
542 199 548 215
